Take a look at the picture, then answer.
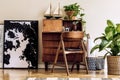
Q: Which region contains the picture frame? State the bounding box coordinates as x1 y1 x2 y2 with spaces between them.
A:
3 20 38 69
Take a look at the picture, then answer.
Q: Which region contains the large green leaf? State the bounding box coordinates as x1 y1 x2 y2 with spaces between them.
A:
117 39 120 47
99 39 112 51
105 26 113 34
94 36 105 42
111 46 119 56
116 24 120 33
106 31 113 40
90 45 99 53
114 34 120 47
105 26 115 40
107 20 115 27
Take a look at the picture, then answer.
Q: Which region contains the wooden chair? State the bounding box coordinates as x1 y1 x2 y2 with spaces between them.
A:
51 31 88 76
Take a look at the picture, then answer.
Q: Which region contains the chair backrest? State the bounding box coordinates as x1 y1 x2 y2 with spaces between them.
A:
62 31 84 39
61 31 84 49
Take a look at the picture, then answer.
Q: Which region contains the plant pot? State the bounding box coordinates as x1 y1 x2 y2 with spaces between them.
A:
65 11 75 20
107 56 120 75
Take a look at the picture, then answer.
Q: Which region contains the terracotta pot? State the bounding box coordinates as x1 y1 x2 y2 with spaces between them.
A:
65 11 75 20
71 16 76 20
107 56 120 75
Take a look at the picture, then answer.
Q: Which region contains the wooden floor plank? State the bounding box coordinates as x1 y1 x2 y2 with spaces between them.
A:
0 69 120 80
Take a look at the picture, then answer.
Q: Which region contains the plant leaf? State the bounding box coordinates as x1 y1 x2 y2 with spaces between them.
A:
99 39 112 51
94 36 105 42
90 45 99 53
116 24 120 33
115 35 120 47
105 26 115 40
103 52 109 59
80 13 85 17
111 46 119 56
107 20 114 27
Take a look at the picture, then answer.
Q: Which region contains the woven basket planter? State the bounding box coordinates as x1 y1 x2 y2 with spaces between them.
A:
107 56 120 75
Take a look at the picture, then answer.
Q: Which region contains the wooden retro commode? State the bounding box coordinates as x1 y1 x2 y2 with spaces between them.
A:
42 19 83 71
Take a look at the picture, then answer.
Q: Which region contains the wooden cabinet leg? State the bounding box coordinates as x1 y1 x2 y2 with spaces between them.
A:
71 62 80 72
76 62 80 72
45 62 49 71
71 63 75 72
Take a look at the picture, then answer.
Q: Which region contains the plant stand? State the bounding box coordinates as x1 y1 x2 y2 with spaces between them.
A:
107 56 120 75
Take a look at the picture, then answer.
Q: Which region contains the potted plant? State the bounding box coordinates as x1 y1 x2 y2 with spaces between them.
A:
63 3 85 20
90 20 120 75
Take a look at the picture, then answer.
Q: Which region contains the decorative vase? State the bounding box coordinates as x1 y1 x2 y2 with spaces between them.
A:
107 56 120 75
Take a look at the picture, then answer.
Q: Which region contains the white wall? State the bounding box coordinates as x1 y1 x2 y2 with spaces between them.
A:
1 0 120 60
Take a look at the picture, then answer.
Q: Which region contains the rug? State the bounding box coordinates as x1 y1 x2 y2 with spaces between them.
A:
27 78 120 80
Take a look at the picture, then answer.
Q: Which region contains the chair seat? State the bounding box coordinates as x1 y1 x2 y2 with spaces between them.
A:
65 48 81 51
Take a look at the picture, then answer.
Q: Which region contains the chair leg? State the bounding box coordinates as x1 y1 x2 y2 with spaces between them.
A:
84 57 89 74
51 52 59 73
51 41 61 73
63 53 70 76
76 62 80 72
71 62 80 72
81 40 89 74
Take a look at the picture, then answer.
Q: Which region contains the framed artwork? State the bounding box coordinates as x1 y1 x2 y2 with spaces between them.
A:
0 24 4 68
3 20 38 69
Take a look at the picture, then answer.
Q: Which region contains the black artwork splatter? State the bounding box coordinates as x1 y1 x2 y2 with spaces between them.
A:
4 20 38 68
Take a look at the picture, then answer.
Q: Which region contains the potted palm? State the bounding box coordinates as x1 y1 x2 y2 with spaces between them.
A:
63 3 85 20
90 20 120 75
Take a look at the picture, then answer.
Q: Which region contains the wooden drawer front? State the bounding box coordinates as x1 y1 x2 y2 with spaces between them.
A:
43 41 59 48
43 19 62 32
42 54 83 62
43 48 64 55
43 48 57 54
42 33 61 40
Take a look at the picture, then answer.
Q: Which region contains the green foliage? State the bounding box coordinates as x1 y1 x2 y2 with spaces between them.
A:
90 20 120 58
63 3 84 16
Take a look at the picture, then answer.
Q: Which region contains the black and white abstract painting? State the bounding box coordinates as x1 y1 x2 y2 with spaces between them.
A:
3 20 38 69
0 24 4 68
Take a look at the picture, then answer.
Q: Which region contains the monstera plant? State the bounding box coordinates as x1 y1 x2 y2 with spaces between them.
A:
90 20 120 75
